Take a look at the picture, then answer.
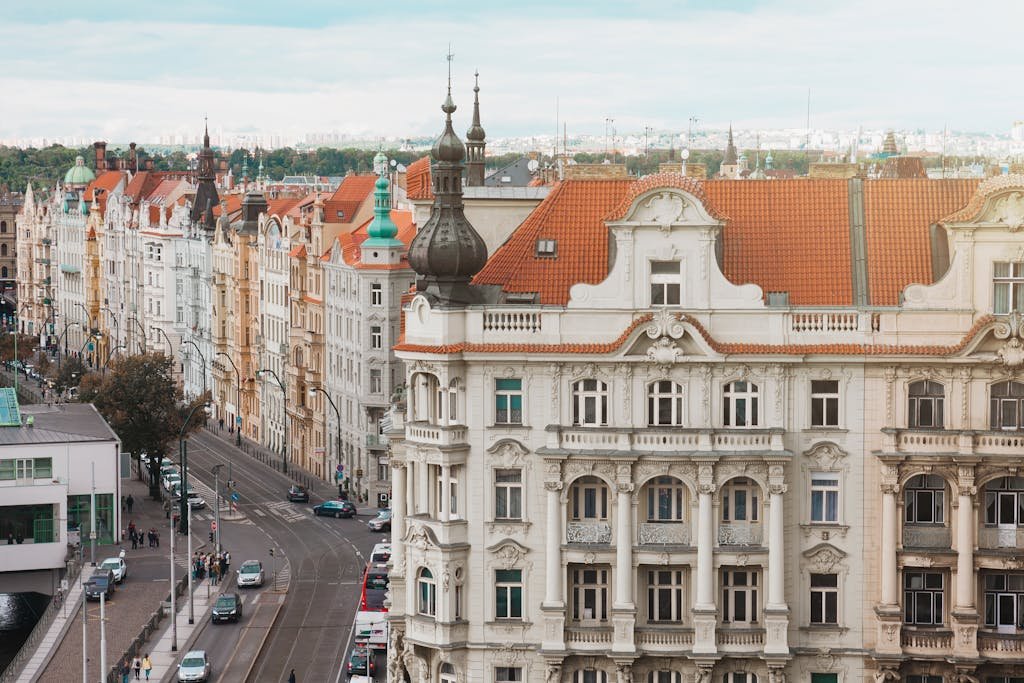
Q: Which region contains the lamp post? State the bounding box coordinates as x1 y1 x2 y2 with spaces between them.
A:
256 368 288 473
101 305 119 362
211 464 223 553
55 321 81 371
103 344 127 372
79 332 102 369
128 316 146 354
155 326 174 356
216 352 242 447
309 386 341 488
181 338 208 398
177 400 210 627
169 491 177 652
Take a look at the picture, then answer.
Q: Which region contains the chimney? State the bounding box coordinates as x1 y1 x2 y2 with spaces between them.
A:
93 141 108 172
144 158 154 171
128 142 138 172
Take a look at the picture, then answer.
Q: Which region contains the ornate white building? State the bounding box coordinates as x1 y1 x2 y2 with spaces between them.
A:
388 87 1024 683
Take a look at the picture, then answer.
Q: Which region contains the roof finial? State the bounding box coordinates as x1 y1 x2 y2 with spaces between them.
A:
446 44 454 96
442 46 456 117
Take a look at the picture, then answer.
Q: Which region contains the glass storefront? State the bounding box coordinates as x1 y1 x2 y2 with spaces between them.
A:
67 493 114 545
0 504 56 543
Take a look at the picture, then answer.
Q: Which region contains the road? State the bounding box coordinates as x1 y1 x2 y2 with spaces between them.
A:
176 431 384 682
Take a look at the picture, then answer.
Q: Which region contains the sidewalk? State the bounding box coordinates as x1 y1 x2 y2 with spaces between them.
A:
149 577 216 683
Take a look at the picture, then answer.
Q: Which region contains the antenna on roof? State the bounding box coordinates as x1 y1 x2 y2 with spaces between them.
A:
446 44 454 95
554 96 559 163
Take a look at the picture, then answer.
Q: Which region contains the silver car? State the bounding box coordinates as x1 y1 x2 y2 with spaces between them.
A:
236 560 264 588
177 650 210 682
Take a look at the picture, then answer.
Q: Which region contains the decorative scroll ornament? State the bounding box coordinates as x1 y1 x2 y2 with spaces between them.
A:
994 311 1024 368
992 191 1024 231
645 309 685 340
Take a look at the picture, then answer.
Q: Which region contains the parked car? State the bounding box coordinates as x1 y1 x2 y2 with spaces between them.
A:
367 509 392 532
287 485 309 503
347 647 375 677
177 650 211 682
313 499 356 518
236 560 264 588
162 472 182 492
84 570 116 601
211 593 243 623
99 557 127 583
370 543 391 564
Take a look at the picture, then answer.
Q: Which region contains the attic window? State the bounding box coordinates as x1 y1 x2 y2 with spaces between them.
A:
535 239 557 258
336 211 345 219
766 291 790 307
505 292 538 304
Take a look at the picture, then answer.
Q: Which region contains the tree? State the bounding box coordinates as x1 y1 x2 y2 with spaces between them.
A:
88 353 209 499
53 356 88 396
0 333 36 365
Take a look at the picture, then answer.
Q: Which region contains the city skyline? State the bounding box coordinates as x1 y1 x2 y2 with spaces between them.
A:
2 0 1021 143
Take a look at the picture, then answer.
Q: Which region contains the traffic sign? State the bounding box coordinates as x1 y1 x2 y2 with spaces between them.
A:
336 464 344 473
211 521 217 532
236 416 242 426
230 491 240 502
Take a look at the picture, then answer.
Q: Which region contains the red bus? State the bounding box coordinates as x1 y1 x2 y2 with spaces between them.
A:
359 562 389 612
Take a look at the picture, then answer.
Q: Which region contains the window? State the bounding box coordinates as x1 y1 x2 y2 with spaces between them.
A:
572 379 608 426
723 381 759 427
648 674 682 683
904 571 945 626
370 283 382 306
810 573 839 624
571 477 609 521
377 461 389 482
908 380 944 429
991 381 1024 431
721 478 759 523
810 475 839 523
495 469 523 520
417 568 436 616
571 567 609 622
810 676 838 683
646 476 686 522
495 569 523 620
985 477 1024 526
994 261 1024 314
722 569 759 623
648 380 685 426
984 573 1024 630
905 474 946 524
369 368 382 394
647 569 686 622
496 667 523 683
535 239 557 257
572 672 608 683
725 675 758 683
650 260 681 306
33 458 52 479
439 663 456 683
810 379 840 427
0 460 14 480
371 325 382 349
495 378 523 424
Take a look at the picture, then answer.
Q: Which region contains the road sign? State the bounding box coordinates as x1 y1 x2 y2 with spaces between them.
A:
236 416 242 426
336 464 344 473
210 521 217 532
230 491 240 502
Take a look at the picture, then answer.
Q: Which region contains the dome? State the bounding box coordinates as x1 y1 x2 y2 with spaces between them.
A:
373 151 388 175
64 156 96 187
432 94 465 163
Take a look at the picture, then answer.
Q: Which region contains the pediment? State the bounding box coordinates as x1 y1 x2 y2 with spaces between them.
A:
802 543 847 572
942 175 1024 231
620 310 716 363
486 438 529 465
403 522 440 550
486 538 530 569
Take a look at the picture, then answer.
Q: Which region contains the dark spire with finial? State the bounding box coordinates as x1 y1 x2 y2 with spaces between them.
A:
191 117 219 229
408 52 489 307
465 70 486 186
723 124 738 165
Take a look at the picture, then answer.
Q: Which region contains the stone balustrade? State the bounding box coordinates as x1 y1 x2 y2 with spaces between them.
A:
566 521 612 544
546 426 786 454
638 522 690 546
718 523 763 546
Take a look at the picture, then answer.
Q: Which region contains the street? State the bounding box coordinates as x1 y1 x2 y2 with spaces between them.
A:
176 430 384 682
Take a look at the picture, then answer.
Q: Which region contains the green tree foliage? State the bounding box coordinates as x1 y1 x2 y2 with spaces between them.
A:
0 145 87 192
86 353 209 499
53 356 88 395
0 333 36 364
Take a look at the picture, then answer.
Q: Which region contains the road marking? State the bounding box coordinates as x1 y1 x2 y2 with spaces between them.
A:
253 509 266 517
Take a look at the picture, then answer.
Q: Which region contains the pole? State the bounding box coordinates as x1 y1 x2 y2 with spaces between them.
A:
90 463 96 566
213 465 221 553
99 590 107 681
12 318 17 394
235 375 241 447
82 576 88 681
187 490 194 624
170 499 177 652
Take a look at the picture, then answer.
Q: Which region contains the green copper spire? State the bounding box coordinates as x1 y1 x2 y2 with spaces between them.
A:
363 153 403 248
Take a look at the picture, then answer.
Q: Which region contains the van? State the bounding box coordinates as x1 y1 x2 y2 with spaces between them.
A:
370 543 391 564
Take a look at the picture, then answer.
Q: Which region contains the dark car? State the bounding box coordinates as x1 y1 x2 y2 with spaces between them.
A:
367 509 392 532
313 499 356 518
84 570 116 601
287 485 309 503
347 647 375 677
211 593 243 623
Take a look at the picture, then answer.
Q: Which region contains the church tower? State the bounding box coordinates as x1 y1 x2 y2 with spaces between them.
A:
361 151 405 267
191 120 220 229
719 124 741 179
465 71 486 187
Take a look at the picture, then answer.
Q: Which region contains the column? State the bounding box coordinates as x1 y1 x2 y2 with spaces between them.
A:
439 465 450 522
391 462 406 571
767 484 786 609
880 484 898 606
695 485 715 607
956 488 975 608
614 484 634 607
544 482 563 605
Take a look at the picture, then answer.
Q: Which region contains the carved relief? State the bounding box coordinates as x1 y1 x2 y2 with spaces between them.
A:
990 191 1024 231
803 543 847 572
492 542 527 569
634 191 687 225
804 441 848 471
994 311 1024 369
884 366 897 426
648 337 683 365
645 308 685 341
488 439 529 466
698 365 712 424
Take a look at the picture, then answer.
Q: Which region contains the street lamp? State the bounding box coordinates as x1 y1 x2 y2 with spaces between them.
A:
256 368 288 474
177 399 210 626
309 386 341 490
127 316 146 354
216 352 242 447
101 306 119 361
79 331 102 369
181 338 207 398
154 326 174 356
55 321 82 370
103 344 126 371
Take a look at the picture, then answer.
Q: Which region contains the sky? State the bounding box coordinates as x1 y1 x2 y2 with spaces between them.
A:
1 0 1022 144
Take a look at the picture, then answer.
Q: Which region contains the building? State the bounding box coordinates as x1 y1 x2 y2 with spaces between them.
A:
388 83 1024 681
0 392 120 592
0 185 23 291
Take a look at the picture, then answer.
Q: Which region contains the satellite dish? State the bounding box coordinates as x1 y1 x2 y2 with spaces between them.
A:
681 149 690 160
527 159 540 173
390 159 397 168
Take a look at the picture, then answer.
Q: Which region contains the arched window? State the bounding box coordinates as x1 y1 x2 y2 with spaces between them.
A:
417 567 436 616
645 476 687 522
573 672 609 683
648 380 685 426
990 380 1024 431
570 476 609 521
573 379 608 426
0 221 6 233
439 662 457 683
984 477 1024 527
723 380 759 427
1 244 7 256
908 380 944 428
905 474 946 524
721 478 760 523
413 373 440 422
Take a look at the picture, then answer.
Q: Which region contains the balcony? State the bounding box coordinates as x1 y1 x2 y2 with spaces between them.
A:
978 631 1024 658
41 238 51 246
882 429 1024 457
543 426 787 455
716 628 765 650
366 434 387 450
405 616 468 646
902 525 952 549
718 523 763 546
638 522 690 546
978 527 1024 550
636 627 694 653
566 521 612 544
405 422 469 448
406 515 468 547
900 628 952 652
565 626 613 651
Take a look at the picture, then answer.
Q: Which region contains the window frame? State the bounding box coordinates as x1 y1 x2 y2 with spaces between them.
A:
994 261 1024 315
494 469 523 521
810 379 840 428
721 478 760 523
370 325 382 349
648 380 685 427
417 567 437 617
723 380 759 428
495 667 524 683
571 476 609 521
810 474 840 524
990 380 1024 431
905 474 946 525
646 568 686 623
650 260 682 306
494 378 523 425
721 568 760 624
370 283 383 306
903 570 945 626
645 476 687 522
572 379 609 427
983 572 1024 630
571 566 610 623
495 568 524 620
810 573 839 625
908 380 945 429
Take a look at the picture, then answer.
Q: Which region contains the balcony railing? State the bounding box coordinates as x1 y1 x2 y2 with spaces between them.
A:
566 521 612 544
901 629 952 651
716 628 765 648
405 422 469 448
978 631 1024 657
565 626 613 650
638 522 690 545
636 627 694 651
366 434 387 449
978 527 1024 550
883 429 1024 457
902 525 951 549
718 523 763 546
546 427 786 454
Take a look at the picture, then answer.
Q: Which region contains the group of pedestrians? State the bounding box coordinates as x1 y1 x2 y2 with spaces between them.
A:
118 653 151 681
126 522 160 549
191 550 231 585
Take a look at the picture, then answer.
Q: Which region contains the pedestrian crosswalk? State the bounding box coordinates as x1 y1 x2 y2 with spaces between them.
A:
264 501 309 524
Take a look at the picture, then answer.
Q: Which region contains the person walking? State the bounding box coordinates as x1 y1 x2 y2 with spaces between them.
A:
288 669 296 683
142 654 152 680
126 493 134 513
132 655 141 680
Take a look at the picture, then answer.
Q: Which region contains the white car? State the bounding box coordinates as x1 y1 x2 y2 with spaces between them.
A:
163 472 182 492
177 650 210 682
99 557 127 583
236 560 264 588
370 543 391 564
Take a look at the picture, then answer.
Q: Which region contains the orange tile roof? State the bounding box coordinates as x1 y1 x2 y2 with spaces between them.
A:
863 178 979 305
267 197 302 216
405 156 433 200
324 174 377 223
942 174 1021 223
474 179 634 304
124 171 164 204
705 179 853 306
608 173 728 221
84 171 125 212
322 210 416 269
289 244 307 258
212 194 242 217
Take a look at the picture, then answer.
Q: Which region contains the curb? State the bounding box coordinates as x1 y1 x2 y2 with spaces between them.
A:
239 591 288 683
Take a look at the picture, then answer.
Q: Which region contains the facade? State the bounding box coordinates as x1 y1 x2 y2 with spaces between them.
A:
15 183 54 340
388 87 1024 681
0 185 23 288
257 207 293 455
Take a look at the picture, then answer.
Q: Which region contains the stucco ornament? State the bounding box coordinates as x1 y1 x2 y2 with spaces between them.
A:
992 191 1024 231
645 310 686 365
635 191 687 226
995 311 1024 368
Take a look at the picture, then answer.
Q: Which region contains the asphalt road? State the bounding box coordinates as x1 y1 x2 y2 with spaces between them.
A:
177 431 383 683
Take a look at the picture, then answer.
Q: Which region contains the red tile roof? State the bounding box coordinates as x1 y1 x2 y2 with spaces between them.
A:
324 174 377 223
406 157 434 200
84 171 125 212
124 172 165 204
608 173 728 221
212 194 242 217
289 244 307 258
863 179 979 305
267 197 302 217
942 174 1020 223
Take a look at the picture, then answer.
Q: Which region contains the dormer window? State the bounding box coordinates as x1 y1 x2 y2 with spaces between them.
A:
994 262 1024 314
535 239 557 258
650 260 681 306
